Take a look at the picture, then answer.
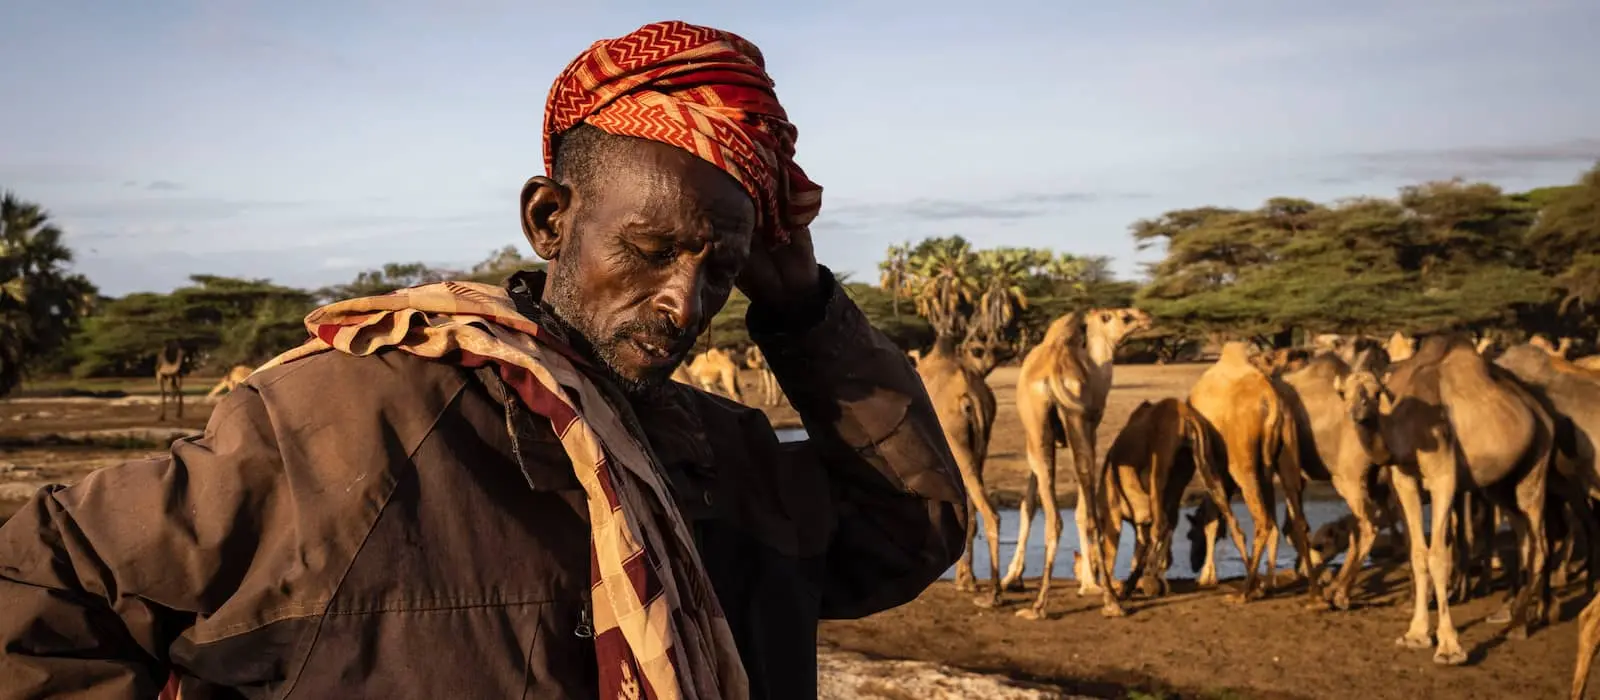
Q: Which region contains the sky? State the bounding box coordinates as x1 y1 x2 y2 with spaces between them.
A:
2 0 1598 296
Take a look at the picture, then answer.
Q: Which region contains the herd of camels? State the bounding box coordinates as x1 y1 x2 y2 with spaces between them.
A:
151 313 1600 698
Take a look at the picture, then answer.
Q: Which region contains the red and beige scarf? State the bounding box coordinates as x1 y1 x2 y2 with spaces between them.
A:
254 281 748 700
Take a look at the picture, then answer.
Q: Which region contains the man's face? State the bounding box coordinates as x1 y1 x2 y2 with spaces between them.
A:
524 138 757 394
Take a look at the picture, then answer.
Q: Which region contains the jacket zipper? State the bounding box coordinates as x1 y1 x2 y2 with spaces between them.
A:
575 595 594 638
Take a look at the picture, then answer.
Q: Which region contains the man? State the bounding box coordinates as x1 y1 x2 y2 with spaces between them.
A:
0 20 966 700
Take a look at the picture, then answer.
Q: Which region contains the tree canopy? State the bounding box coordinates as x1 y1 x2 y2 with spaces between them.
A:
1 193 98 395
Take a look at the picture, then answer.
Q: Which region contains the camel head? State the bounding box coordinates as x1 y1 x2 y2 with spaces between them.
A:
1334 368 1390 426
1386 331 1416 363
906 348 922 366
744 345 766 371
1086 308 1153 346
1184 501 1220 573
1496 344 1558 385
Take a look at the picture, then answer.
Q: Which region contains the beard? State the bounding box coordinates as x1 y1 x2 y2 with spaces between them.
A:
543 273 690 400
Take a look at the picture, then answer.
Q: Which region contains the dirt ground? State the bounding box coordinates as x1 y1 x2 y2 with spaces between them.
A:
0 364 1585 699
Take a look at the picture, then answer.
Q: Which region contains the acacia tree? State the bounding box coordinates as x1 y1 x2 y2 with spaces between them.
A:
0 192 97 395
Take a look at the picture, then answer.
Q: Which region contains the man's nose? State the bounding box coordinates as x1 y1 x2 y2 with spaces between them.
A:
651 268 704 333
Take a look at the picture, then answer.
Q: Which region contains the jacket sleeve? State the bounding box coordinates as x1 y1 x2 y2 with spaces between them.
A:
748 269 968 619
0 385 286 699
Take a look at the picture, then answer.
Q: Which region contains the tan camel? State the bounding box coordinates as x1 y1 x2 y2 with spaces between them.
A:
1100 397 1212 602
1185 342 1314 604
1253 347 1312 376
917 335 1002 606
743 345 781 406
681 348 744 402
907 348 922 366
1386 331 1416 363
155 341 187 421
1341 336 1553 665
206 365 255 400
1577 355 1600 372
1000 307 1152 620
1531 334 1575 359
1277 352 1394 609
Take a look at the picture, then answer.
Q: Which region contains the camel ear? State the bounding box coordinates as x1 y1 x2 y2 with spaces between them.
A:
1332 374 1346 394
1377 389 1395 416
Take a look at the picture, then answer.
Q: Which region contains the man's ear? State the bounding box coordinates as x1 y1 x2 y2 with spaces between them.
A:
521 176 572 261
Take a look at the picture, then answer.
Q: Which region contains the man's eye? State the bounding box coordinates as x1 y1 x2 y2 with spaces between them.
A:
632 244 675 264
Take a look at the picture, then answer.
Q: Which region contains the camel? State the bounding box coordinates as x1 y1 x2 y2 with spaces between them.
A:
1577 355 1600 372
1000 307 1152 620
1185 342 1314 604
1253 347 1312 376
680 348 743 402
155 341 187 421
916 335 1002 606
1099 397 1212 602
743 345 782 406
907 348 922 366
1341 335 1553 665
1386 331 1417 363
1273 351 1396 609
205 364 254 400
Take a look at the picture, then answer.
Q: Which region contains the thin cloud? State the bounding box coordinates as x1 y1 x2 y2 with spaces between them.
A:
1342 138 1600 181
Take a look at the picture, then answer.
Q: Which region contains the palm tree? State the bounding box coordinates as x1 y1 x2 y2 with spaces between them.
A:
878 242 913 319
1 192 96 396
971 248 1042 341
908 238 977 339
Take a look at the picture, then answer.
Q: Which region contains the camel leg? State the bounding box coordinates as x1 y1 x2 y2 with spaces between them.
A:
157 377 168 422
956 506 977 592
955 454 1004 608
1424 466 1466 665
1231 471 1275 603
1276 451 1321 605
1016 434 1063 621
1074 483 1104 597
1328 472 1379 611
1002 447 1048 591
1194 467 1248 590
175 376 184 419
1057 408 1123 618
1390 466 1435 651
1573 594 1600 700
1504 467 1551 641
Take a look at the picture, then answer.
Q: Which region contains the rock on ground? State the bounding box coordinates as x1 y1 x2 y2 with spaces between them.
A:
818 645 1081 700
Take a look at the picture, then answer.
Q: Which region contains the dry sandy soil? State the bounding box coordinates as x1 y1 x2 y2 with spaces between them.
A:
0 364 1585 699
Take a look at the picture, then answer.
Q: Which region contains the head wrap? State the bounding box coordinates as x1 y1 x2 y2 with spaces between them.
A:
543 20 822 246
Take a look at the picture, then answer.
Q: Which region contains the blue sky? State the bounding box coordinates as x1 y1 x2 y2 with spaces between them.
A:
3 0 1597 296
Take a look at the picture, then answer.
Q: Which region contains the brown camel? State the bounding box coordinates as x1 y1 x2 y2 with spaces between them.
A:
205 364 255 400
1000 307 1152 619
1186 342 1314 604
1100 397 1212 602
917 335 1002 606
743 345 781 406
155 341 187 421
1341 336 1554 665
681 347 744 402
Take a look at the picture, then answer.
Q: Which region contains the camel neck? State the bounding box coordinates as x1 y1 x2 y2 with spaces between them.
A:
1086 329 1117 369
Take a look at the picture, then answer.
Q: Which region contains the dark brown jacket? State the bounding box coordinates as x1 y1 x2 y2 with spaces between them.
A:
0 273 966 700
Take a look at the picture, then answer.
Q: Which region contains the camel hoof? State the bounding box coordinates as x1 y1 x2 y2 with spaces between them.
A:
1487 606 1512 625
1433 648 1467 666
1329 590 1351 611
972 595 1000 610
954 579 975 593
1225 593 1250 605
1505 624 1529 642
1000 578 1027 593
1014 607 1045 621
1396 634 1433 650
1077 585 1104 597
1303 596 1331 612
1137 577 1164 599
1100 603 1127 619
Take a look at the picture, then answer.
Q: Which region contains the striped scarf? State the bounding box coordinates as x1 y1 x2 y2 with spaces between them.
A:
255 281 747 700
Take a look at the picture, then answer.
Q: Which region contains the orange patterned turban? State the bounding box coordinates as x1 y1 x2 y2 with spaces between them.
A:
543 20 822 246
